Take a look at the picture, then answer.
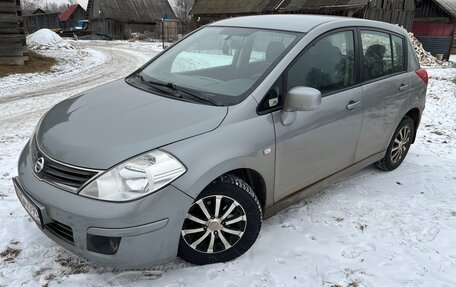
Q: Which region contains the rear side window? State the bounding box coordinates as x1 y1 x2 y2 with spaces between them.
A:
392 35 406 73
287 30 355 95
361 31 393 81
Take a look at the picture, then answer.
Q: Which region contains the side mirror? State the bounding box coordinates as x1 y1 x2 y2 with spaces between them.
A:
281 87 321 125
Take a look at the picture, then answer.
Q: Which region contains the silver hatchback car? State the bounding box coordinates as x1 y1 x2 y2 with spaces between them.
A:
14 15 427 268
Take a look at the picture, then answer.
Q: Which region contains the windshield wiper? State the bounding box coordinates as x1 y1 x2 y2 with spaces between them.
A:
135 74 183 98
136 74 222 106
170 84 223 107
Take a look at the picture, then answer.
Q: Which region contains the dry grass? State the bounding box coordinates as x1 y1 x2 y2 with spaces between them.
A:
0 50 56 78
0 246 22 263
55 253 90 275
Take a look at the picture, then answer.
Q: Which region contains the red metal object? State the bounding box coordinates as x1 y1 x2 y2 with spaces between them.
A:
412 22 454 37
59 4 79 22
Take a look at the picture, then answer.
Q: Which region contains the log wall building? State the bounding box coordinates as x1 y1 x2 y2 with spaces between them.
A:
192 0 416 30
0 0 27 65
86 0 176 40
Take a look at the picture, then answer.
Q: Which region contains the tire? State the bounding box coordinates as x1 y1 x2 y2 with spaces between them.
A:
178 174 262 265
375 116 415 171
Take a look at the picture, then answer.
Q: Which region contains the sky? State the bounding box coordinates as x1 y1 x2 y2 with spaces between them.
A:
44 0 89 9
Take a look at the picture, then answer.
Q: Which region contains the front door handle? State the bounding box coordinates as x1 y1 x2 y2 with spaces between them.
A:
346 100 361 110
399 84 409 91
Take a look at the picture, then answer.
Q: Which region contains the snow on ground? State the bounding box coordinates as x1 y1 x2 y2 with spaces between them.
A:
450 55 456 63
0 47 456 286
0 48 108 100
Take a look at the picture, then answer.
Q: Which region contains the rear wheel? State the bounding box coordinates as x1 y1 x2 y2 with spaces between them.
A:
178 174 262 265
376 116 415 171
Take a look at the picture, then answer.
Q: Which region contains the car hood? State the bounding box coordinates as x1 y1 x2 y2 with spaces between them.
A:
36 79 228 169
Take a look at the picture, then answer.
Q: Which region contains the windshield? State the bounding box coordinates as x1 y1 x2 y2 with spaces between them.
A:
137 26 300 105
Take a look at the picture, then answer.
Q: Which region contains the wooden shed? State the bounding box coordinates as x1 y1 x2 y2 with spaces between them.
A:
23 9 60 34
192 0 415 30
413 0 456 59
191 0 269 25
86 0 176 39
59 4 86 31
0 0 27 65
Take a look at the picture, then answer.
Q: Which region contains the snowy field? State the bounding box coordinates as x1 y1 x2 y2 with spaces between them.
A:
0 40 455 287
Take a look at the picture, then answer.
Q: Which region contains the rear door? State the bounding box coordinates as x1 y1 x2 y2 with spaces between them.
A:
355 30 410 161
269 29 364 201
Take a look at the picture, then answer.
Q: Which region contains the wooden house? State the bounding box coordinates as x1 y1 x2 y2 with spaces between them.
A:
412 0 456 59
59 4 86 31
0 0 27 65
86 0 176 39
192 0 415 30
23 9 60 34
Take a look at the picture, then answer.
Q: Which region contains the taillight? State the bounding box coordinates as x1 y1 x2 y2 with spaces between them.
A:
416 69 428 85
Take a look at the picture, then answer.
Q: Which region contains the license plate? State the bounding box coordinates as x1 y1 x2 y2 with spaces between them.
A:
13 179 43 229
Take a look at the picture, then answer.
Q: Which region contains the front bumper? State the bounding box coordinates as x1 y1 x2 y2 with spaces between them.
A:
15 141 193 269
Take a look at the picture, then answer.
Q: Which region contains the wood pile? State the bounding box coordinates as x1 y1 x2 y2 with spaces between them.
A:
0 0 28 66
408 32 451 67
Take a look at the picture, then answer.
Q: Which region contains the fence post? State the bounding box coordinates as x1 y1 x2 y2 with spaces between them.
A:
161 18 165 49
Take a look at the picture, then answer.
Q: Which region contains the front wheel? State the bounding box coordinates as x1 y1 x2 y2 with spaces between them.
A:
178 175 262 265
376 116 415 171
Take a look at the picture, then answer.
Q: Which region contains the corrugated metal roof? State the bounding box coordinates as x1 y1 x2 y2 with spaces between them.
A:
434 0 456 18
282 0 369 11
192 0 268 15
192 0 370 15
91 0 176 22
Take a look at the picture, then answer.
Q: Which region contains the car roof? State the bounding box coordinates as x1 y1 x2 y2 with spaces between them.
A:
210 15 404 34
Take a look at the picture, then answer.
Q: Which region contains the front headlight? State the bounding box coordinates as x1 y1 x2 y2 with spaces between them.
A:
79 150 186 201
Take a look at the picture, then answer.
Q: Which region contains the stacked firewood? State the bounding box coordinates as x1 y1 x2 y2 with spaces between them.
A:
408 32 451 67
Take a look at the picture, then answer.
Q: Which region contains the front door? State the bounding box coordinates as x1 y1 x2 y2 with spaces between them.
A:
271 29 364 201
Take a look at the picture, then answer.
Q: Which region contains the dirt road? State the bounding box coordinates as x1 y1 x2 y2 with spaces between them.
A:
0 41 159 170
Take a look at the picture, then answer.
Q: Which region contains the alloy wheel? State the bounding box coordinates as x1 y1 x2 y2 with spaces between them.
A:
181 195 247 254
391 125 411 164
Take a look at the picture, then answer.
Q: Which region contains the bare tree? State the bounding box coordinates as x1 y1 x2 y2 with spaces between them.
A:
21 0 39 14
173 0 194 32
46 3 69 13
21 0 73 15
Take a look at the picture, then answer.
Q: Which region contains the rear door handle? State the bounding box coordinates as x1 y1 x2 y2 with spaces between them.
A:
399 84 409 91
346 100 361 110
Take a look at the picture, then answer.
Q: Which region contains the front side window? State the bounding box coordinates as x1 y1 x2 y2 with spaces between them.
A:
138 26 299 105
287 31 355 95
361 31 393 81
258 77 283 113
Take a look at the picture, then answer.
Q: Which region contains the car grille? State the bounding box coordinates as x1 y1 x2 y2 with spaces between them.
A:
30 137 100 193
45 220 74 244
